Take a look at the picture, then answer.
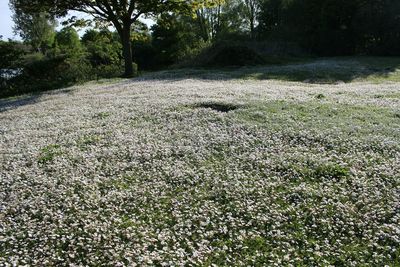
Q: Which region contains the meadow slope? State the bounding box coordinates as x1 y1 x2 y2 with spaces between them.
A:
1 77 399 266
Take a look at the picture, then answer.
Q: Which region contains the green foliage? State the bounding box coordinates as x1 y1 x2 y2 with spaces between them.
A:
83 30 117 65
183 41 265 67
207 43 265 66
133 40 157 70
312 164 350 182
77 134 101 150
81 29 123 76
38 144 61 164
257 0 400 56
55 27 82 54
0 26 126 98
11 0 217 77
194 0 254 41
131 22 158 70
151 14 207 67
352 0 400 55
0 40 28 69
26 55 89 87
0 52 93 98
93 112 111 119
0 40 29 96
10 0 56 53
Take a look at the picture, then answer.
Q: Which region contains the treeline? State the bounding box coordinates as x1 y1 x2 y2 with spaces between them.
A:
1 0 400 98
0 27 124 98
258 0 400 56
146 0 400 61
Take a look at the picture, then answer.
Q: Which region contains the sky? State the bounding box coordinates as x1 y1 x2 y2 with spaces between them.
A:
0 0 17 40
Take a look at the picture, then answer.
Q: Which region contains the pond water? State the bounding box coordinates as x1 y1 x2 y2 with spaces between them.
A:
0 68 22 80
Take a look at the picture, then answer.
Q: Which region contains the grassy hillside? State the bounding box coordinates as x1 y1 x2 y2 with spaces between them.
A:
1 71 399 265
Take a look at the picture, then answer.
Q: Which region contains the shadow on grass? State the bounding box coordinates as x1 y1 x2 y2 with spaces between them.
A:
0 88 74 113
0 78 129 113
139 57 400 84
192 102 243 113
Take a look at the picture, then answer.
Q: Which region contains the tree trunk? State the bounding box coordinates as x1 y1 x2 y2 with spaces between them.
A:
196 10 209 42
250 17 255 39
250 3 255 39
121 22 135 77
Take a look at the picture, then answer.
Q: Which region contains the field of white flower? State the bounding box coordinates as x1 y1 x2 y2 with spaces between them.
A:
1 75 399 266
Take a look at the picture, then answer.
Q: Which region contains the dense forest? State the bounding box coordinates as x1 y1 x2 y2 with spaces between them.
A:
1 0 400 97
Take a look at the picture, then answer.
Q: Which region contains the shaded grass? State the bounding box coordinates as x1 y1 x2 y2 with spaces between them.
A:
143 56 400 84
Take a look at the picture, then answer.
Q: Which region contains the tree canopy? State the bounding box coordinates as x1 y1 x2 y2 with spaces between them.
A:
11 0 214 77
11 8 56 53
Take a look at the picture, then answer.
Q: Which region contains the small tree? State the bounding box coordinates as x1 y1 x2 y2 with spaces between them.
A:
11 0 214 77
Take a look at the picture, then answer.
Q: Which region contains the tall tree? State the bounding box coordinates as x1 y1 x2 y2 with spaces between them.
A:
11 0 213 77
10 2 57 53
195 0 248 41
196 0 225 41
243 0 260 39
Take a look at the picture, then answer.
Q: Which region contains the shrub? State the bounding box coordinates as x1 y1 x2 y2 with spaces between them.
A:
21 55 92 85
0 55 94 98
186 42 265 67
93 64 124 79
133 41 157 70
209 45 265 66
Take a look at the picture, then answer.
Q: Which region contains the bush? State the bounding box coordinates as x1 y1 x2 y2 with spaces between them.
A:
133 41 157 70
0 55 94 98
187 42 265 67
22 55 92 85
209 45 265 66
93 64 124 79
151 14 207 69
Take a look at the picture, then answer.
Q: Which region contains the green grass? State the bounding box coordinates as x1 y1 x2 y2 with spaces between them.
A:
77 134 102 149
38 144 62 164
93 112 111 119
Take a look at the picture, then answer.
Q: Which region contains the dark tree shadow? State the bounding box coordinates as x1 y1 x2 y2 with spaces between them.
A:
0 95 40 113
